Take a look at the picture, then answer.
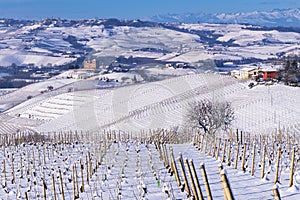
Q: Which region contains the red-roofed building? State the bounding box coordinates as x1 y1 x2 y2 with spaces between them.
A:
260 68 278 80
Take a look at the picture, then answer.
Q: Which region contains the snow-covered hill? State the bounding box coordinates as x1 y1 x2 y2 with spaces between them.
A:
148 8 300 27
0 18 300 68
1 73 299 136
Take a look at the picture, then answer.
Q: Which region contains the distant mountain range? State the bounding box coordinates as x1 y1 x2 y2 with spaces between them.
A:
146 8 300 27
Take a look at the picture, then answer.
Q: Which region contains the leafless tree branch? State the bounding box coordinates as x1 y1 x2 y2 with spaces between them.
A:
186 99 234 137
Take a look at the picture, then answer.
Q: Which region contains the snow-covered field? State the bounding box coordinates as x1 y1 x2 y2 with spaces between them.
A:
23 76 300 134
1 73 299 135
1 20 300 67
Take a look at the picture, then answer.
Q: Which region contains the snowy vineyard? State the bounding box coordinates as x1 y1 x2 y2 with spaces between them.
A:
1 73 299 140
2 73 299 137
0 129 299 199
0 73 299 199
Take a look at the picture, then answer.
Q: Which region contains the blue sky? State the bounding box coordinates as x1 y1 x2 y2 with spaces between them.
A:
0 0 297 19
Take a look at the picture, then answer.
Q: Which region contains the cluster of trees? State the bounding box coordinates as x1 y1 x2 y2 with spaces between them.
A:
279 57 300 85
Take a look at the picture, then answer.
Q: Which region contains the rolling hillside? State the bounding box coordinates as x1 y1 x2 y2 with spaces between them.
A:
1 18 300 68
1 73 299 136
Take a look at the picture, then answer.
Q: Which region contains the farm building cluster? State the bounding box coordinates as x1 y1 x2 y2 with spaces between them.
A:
230 64 283 81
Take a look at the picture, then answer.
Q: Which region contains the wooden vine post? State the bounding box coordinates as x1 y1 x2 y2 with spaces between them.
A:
73 165 79 199
221 139 227 163
184 159 199 200
11 154 15 184
204 136 208 154
25 192 29 200
241 143 246 172
86 155 90 185
251 142 256 176
220 170 234 200
216 137 221 160
200 163 212 200
88 151 92 179
212 137 217 158
208 137 213 156
198 135 203 151
43 179 47 200
3 159 6 187
162 144 170 168
189 160 204 200
240 131 243 145
227 140 232 166
177 154 191 197
20 154 23 178
169 147 180 186
289 147 295 187
52 174 57 200
59 169 65 200
272 184 281 200
74 163 79 197
261 145 267 179
234 143 239 169
274 147 281 184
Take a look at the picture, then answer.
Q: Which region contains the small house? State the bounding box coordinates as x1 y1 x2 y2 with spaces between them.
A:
231 67 258 79
260 68 278 80
239 67 258 79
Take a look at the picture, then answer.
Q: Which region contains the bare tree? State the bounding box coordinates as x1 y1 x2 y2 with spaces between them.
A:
186 99 234 136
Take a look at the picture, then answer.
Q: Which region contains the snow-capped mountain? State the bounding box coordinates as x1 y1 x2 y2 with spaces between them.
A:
147 8 300 27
